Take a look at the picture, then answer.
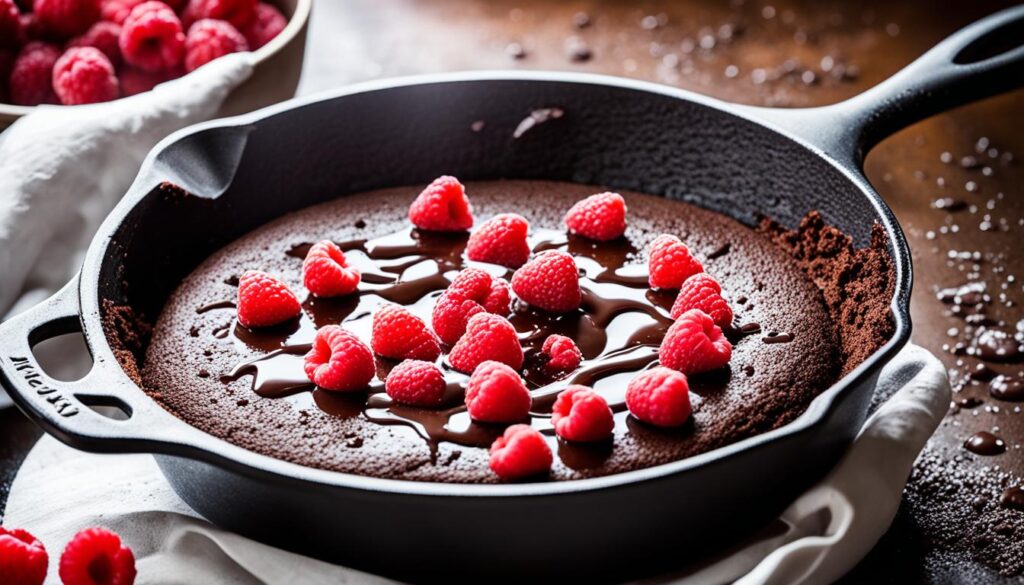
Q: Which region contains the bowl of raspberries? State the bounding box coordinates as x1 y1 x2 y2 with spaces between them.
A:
0 0 310 124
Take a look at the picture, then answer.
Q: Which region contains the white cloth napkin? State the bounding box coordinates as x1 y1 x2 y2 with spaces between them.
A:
5 344 950 585
0 52 255 409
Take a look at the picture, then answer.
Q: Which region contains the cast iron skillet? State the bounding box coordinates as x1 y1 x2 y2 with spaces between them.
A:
2 7 1023 582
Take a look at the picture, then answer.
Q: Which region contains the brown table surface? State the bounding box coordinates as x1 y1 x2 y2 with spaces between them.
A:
2 1 1022 582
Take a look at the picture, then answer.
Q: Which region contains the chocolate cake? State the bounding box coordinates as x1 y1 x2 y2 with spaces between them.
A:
139 180 894 483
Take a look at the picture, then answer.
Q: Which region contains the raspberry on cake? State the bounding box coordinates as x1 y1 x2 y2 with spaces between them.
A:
626 367 692 427
431 267 510 344
648 234 704 290
68 20 123 65
59 527 136 585
371 304 441 362
660 309 732 374
236 269 301 328
564 191 627 241
489 424 552 480
0 527 48 585
408 175 474 232
9 41 60 105
302 239 360 297
465 360 531 423
183 18 248 73
385 359 446 407
119 1 185 72
34 0 100 38
239 1 285 49
541 334 581 374
448 312 524 374
466 213 531 268
511 249 581 312
551 385 614 442
303 325 375 392
52 46 119 105
671 273 733 327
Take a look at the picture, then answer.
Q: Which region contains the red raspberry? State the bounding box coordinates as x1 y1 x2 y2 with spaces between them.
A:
236 269 301 328
9 42 60 105
183 18 247 72
432 293 485 346
239 1 284 49
408 175 474 232
564 191 627 241
59 527 135 585
541 334 581 373
448 312 524 374
68 20 122 65
466 213 531 269
302 240 359 298
0 49 14 101
385 359 446 407
626 367 692 427
303 325 375 392
119 1 184 72
510 250 581 313
117 64 174 95
483 277 511 314
0 0 21 49
371 304 441 361
659 309 732 374
35 0 100 38
52 46 119 104
489 424 552 480
465 360 531 422
671 273 733 327
431 268 509 344
0 527 48 585
648 234 703 290
551 385 613 442
182 0 256 29
18 13 46 44
99 0 143 24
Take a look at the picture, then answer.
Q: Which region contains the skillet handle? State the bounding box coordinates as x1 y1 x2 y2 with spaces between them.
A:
746 5 1024 169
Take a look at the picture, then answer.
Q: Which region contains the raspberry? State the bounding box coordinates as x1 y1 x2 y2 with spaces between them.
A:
385 359 446 407
408 175 474 232
541 334 581 373
670 273 733 327
432 293 485 346
551 385 613 442
18 13 46 43
564 191 627 241
0 0 21 49
68 20 122 65
117 64 173 95
52 46 119 104
510 250 581 313
303 325 375 392
431 268 509 344
302 240 360 297
182 0 256 29
0 50 14 100
119 1 184 72
465 361 530 422
0 527 48 585
58 527 136 585
489 424 552 480
35 0 100 38
483 277 511 314
236 269 301 328
183 18 247 72
659 309 732 374
625 367 692 427
648 234 703 290
239 1 284 49
371 304 441 362
448 312 523 374
466 213 531 268
99 0 143 24
9 42 60 105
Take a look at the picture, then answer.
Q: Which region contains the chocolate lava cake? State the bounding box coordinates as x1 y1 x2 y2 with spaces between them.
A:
139 180 894 483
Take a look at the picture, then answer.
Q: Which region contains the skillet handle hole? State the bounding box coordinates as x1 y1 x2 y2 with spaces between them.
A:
75 394 133 421
953 17 1024 65
30 327 93 383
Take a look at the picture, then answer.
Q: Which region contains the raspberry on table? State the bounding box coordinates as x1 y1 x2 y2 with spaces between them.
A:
431 267 510 344
448 312 524 374
564 191 627 241
183 18 247 72
489 424 552 480
58 527 135 585
510 249 581 313
626 367 692 427
52 46 119 104
119 0 184 72
0 527 48 585
659 309 732 374
466 213 531 268
408 175 474 232
0 0 21 49
68 20 122 65
465 360 531 422
99 0 143 24
183 0 256 29
303 325 375 392
671 273 733 327
385 359 446 407
302 240 360 297
648 234 704 290
35 0 100 38
236 269 301 328
371 304 441 362
551 385 613 442
239 1 285 49
541 334 581 374
432 292 485 346
9 41 60 105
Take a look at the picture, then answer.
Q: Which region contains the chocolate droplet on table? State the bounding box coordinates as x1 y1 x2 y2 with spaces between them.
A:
963 431 1006 456
1001 486 1024 512
991 376 1024 401
973 329 1023 362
